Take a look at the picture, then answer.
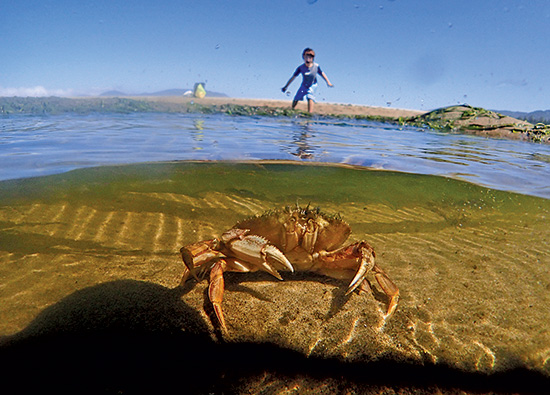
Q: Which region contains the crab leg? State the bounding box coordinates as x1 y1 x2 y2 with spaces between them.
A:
208 260 227 330
208 254 285 331
179 240 222 284
208 256 273 331
373 264 399 318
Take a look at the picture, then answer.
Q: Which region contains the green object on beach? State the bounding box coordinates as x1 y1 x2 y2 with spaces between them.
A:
194 83 206 99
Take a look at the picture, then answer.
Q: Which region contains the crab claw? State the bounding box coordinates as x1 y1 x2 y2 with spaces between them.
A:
262 243 295 279
345 242 376 295
262 243 293 271
344 242 399 318
225 234 294 279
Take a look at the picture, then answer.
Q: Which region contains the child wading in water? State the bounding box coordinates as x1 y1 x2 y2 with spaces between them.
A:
282 48 333 113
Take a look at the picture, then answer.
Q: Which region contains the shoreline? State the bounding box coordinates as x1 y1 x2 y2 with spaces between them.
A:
134 95 426 119
131 96 550 143
1 95 548 143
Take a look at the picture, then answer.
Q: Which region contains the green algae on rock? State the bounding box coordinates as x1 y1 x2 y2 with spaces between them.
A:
408 104 550 143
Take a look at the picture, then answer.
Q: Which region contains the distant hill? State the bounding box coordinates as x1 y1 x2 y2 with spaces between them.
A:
100 88 229 98
497 109 550 124
100 90 127 97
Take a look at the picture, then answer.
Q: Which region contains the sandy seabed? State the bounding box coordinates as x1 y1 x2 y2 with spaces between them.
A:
0 162 549 394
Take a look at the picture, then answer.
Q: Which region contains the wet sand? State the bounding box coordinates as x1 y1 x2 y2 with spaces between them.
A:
0 161 549 393
137 95 426 118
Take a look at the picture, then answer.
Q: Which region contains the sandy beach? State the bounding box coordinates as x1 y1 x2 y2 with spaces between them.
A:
133 95 426 118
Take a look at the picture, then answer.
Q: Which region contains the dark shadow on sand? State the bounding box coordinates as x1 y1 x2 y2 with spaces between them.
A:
1 279 548 394
0 280 216 393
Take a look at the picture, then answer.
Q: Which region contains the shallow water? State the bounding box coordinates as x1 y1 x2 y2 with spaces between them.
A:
0 162 549 380
1 113 550 391
2 112 550 198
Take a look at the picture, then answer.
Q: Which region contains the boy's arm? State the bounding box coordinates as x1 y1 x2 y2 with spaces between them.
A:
282 75 297 92
320 71 333 87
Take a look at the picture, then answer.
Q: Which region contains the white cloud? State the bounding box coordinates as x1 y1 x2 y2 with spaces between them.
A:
0 86 75 97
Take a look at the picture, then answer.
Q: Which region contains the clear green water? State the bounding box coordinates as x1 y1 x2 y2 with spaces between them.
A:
1 161 549 377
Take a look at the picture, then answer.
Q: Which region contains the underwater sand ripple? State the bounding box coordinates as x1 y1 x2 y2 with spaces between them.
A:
1 162 549 379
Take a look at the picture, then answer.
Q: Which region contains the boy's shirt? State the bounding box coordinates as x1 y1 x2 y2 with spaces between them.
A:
293 63 323 88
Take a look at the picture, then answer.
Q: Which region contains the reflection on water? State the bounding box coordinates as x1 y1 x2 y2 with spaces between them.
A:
191 119 205 150
1 113 550 198
290 121 316 159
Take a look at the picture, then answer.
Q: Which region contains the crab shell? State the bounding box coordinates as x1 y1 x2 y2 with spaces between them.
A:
233 206 353 269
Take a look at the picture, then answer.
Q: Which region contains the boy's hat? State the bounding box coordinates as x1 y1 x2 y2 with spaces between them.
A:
302 48 315 57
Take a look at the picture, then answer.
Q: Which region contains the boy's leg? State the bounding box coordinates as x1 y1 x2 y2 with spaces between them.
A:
292 100 298 109
307 99 314 113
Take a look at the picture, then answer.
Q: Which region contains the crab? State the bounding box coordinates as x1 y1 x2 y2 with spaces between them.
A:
179 205 399 330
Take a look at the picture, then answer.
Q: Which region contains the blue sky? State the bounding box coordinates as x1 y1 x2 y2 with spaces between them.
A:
1 0 548 112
